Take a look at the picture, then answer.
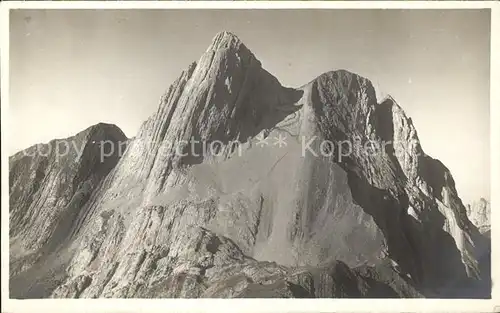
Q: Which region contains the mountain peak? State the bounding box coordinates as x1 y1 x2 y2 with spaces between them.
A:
214 30 240 40
467 197 491 235
9 30 489 299
211 30 241 45
205 31 248 54
379 94 397 105
196 31 260 72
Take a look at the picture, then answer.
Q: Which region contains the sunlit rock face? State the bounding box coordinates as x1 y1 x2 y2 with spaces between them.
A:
9 31 488 299
466 198 490 235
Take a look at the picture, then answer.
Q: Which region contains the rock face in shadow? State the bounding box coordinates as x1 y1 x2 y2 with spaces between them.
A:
9 31 488 299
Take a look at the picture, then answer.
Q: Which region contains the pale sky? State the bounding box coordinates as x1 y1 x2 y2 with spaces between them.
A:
9 9 490 204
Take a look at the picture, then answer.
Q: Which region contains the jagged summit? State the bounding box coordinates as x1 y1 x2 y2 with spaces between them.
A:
199 31 261 76
9 31 490 299
209 31 243 49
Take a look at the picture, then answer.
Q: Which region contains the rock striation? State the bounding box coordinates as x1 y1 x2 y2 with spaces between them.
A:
9 31 489 298
9 123 127 277
464 198 491 298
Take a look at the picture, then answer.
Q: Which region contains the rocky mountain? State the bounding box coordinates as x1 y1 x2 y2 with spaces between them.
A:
9 31 490 299
464 198 491 298
466 198 491 236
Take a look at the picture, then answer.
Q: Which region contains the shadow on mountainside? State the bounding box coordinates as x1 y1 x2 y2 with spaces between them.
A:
179 85 304 166
345 164 480 298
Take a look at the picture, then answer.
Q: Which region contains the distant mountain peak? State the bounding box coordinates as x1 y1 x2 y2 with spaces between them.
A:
466 198 490 235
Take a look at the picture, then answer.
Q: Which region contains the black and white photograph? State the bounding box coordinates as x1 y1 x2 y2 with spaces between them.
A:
1 2 498 312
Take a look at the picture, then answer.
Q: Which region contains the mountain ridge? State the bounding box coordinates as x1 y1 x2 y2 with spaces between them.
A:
9 31 490 299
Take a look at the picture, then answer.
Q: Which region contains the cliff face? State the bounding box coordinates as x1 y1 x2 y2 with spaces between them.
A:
467 198 491 235
464 198 491 298
9 31 488 298
9 123 127 277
